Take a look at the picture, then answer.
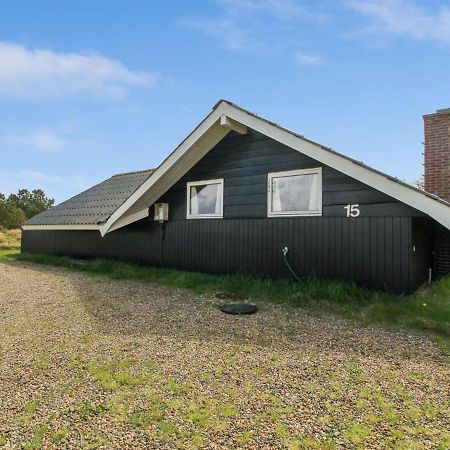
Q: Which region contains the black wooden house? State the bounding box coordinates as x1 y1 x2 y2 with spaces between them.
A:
21 101 450 293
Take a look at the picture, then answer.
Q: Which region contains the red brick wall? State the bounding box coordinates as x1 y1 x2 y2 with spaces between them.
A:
423 109 450 201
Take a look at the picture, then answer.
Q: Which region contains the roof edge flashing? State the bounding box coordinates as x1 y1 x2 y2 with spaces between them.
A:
22 224 102 231
102 100 450 233
23 100 450 234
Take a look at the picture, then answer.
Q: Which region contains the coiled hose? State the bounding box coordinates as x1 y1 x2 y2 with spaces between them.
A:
281 246 300 282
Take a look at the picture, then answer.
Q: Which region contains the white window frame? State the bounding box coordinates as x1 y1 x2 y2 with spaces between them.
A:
186 178 224 219
267 167 322 217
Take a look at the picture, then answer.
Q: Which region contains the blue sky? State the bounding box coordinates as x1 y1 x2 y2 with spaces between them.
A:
1 0 449 203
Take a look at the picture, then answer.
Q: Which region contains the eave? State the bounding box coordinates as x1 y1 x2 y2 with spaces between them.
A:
101 100 450 234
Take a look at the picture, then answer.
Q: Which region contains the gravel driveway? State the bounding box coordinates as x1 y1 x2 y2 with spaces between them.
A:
0 261 448 449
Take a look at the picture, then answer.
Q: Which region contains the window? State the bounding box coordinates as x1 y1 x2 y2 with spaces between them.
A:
187 179 224 219
267 168 322 216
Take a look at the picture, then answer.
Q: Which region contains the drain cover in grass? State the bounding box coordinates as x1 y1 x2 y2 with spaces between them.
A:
220 303 257 315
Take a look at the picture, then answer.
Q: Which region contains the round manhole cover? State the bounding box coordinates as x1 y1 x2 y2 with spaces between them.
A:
220 303 257 315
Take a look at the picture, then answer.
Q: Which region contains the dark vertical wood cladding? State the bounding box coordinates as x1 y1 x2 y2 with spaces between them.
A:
434 227 450 278
22 129 433 294
23 216 413 293
159 130 424 221
411 218 434 289
21 230 55 255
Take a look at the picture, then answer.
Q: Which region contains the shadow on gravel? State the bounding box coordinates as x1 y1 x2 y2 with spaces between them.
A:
6 260 445 364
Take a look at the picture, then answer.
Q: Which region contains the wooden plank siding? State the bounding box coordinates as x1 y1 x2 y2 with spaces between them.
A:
22 216 413 293
22 129 428 293
159 130 425 222
434 226 450 278
411 218 434 289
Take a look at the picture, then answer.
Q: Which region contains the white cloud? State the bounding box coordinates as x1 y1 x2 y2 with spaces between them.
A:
295 51 326 66
127 105 146 115
1 121 92 152
219 0 320 21
4 129 65 151
0 169 88 202
348 0 450 43
0 42 159 100
19 170 68 184
182 17 257 50
183 0 324 51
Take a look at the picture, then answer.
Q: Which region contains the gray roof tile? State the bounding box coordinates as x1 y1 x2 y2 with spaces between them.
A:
24 169 154 226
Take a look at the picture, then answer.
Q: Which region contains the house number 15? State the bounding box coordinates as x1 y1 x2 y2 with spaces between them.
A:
344 204 360 217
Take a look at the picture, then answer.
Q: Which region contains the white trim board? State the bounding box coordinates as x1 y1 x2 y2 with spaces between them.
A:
22 224 101 231
220 102 450 230
107 208 149 232
25 100 450 234
99 111 231 235
102 100 450 233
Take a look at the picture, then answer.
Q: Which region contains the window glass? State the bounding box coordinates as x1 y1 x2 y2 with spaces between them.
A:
268 169 321 215
272 173 319 212
187 180 223 218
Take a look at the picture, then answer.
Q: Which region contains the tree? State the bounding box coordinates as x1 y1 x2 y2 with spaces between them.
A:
0 194 26 229
0 189 54 229
415 176 425 191
7 189 54 220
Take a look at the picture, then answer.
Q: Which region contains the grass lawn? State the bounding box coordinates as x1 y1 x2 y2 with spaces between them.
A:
0 228 21 250
1 249 449 352
0 257 449 449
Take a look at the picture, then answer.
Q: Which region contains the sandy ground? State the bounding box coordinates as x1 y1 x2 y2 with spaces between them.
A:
0 261 448 449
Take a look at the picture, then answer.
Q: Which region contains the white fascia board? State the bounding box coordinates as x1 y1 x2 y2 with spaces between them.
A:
102 100 450 234
107 208 149 233
105 125 230 233
220 114 247 134
221 102 450 231
100 106 229 235
21 224 101 231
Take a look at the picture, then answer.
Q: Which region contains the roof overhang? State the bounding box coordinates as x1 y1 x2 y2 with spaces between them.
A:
98 106 248 236
100 100 450 234
21 224 102 231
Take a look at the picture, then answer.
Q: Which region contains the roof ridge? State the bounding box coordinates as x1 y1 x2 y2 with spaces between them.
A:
111 168 155 177
213 99 450 207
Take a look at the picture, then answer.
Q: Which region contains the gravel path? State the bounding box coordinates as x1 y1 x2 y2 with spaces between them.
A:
0 261 448 449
